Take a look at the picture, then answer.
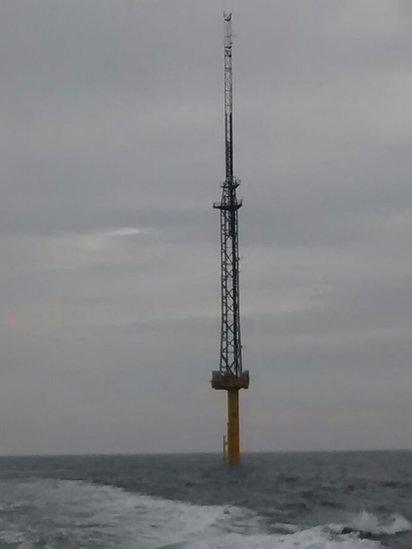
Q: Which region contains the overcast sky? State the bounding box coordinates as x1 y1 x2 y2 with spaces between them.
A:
1 0 412 454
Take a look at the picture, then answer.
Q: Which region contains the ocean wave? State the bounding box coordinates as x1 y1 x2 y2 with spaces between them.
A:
346 510 411 536
0 529 27 544
0 478 401 549
0 478 261 548
176 528 382 549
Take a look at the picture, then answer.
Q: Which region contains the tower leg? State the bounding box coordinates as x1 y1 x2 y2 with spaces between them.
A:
227 389 240 465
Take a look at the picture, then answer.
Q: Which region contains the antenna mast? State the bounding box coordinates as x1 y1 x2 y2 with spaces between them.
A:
211 13 249 466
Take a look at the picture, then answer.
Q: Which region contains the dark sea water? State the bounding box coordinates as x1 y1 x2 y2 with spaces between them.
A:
0 451 411 548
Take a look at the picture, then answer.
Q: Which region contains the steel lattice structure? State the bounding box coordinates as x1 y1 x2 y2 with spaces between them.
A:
211 12 249 465
213 13 243 379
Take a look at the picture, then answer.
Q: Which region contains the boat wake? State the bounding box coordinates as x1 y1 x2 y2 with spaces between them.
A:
0 478 409 548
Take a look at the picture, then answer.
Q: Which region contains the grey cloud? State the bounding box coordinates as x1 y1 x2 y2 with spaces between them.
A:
1 0 412 454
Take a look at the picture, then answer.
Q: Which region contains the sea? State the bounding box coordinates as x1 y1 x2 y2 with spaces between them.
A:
0 451 411 549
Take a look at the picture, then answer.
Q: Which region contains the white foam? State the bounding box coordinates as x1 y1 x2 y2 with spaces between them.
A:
178 527 382 549
348 510 412 535
0 529 26 544
0 479 390 549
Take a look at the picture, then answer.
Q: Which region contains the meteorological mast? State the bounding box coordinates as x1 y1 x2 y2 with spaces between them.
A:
211 12 250 465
